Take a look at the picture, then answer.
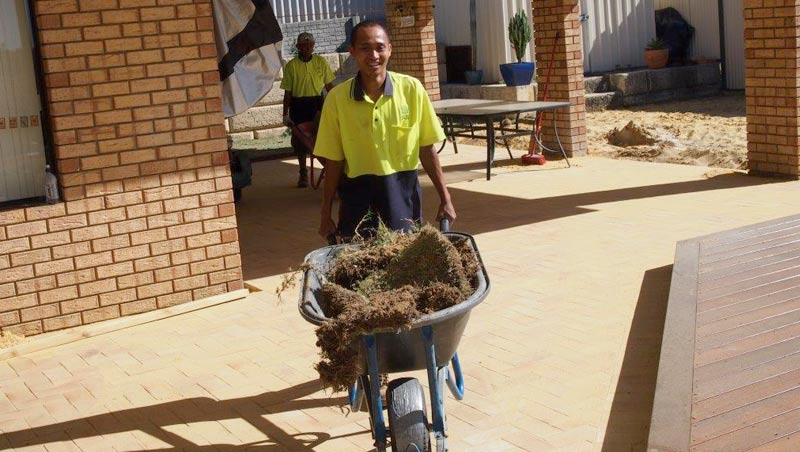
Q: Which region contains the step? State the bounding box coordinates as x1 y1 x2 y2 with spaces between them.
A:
584 75 609 94
585 92 619 111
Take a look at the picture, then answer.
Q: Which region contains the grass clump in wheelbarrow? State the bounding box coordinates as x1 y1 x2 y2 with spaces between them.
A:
315 223 480 391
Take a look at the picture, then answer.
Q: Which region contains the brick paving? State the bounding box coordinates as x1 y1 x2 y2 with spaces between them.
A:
2 145 800 451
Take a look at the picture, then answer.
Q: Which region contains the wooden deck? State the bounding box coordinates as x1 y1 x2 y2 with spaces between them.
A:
649 215 800 452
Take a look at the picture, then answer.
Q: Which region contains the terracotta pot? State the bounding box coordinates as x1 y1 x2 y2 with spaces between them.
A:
644 49 669 69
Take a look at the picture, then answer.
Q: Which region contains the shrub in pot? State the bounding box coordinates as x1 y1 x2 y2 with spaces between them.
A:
644 37 669 69
499 10 535 86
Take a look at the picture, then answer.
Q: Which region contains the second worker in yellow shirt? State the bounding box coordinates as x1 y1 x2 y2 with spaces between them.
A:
281 32 335 187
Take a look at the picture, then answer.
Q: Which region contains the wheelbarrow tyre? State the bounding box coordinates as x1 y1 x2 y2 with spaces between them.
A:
387 377 430 452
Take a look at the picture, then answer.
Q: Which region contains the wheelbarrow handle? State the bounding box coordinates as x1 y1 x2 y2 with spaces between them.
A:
439 218 450 233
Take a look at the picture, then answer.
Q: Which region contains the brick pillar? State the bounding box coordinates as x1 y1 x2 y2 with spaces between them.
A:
744 2 800 178
0 0 244 336
531 0 587 157
385 0 441 100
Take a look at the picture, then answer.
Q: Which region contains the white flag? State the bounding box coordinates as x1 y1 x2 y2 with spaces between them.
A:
212 0 283 118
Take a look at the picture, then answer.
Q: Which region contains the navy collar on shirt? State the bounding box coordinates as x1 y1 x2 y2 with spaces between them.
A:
351 71 394 101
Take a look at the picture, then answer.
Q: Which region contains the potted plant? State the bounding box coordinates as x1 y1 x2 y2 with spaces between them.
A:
499 10 535 86
644 37 669 69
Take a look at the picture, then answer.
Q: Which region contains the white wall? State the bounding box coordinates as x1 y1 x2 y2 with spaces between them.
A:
435 0 533 84
654 0 720 59
0 0 46 202
579 0 657 73
722 0 745 89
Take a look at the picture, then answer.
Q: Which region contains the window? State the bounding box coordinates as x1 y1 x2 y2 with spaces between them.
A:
0 0 48 204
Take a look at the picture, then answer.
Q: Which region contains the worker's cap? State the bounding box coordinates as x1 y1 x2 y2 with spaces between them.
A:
296 32 315 45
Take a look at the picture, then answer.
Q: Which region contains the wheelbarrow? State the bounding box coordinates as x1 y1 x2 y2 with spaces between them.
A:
288 120 326 189
298 220 490 451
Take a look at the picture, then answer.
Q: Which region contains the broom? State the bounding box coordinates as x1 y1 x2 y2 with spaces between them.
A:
522 31 560 166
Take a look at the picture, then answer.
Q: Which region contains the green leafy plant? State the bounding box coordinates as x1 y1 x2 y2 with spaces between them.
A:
508 10 532 63
645 37 667 51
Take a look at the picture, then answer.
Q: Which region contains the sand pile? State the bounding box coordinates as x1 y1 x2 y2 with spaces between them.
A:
315 224 479 391
587 92 748 170
606 121 657 147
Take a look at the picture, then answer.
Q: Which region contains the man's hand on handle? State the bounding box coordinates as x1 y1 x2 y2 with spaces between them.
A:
436 199 456 224
319 216 337 243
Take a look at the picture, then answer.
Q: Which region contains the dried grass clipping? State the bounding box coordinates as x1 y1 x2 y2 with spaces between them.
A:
313 224 480 391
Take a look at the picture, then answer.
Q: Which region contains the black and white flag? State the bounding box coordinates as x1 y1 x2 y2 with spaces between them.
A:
212 0 283 118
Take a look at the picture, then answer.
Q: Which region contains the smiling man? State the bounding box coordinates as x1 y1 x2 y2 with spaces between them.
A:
313 21 455 241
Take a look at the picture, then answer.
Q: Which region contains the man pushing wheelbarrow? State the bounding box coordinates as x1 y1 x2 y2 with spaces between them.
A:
297 21 480 452
282 32 335 188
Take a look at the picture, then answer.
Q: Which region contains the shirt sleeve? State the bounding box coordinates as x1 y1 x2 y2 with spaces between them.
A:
313 91 344 161
417 81 446 147
279 60 293 92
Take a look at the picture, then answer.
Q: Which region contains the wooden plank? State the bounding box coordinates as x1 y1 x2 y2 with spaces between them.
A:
694 350 800 401
697 263 800 300
691 386 800 445
694 335 800 382
700 221 800 256
748 431 800 451
696 321 800 368
699 234 800 266
699 237 800 273
699 251 800 287
697 298 800 351
696 286 800 324
690 215 800 249
691 407 800 451
647 240 699 452
697 274 800 311
693 367 800 421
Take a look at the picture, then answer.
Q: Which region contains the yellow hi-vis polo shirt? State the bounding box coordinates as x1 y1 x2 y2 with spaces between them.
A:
280 54 335 97
313 71 446 178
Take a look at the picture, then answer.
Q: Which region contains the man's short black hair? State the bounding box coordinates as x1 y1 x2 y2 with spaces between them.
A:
350 20 390 47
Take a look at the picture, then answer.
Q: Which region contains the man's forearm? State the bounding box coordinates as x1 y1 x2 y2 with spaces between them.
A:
321 159 344 217
282 92 292 116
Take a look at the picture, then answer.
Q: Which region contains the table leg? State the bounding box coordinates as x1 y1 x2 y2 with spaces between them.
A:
486 119 495 180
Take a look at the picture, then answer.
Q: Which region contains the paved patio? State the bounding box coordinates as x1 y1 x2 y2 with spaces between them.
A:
2 144 800 451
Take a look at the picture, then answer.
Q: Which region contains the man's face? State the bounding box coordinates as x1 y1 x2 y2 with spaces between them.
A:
349 26 391 76
297 41 314 58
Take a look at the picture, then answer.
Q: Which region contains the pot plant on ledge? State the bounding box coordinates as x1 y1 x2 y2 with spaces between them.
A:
500 10 535 87
644 37 669 69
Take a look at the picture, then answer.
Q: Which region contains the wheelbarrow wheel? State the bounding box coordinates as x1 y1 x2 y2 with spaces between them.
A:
387 378 430 452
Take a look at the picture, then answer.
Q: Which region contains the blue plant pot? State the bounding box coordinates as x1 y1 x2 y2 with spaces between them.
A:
464 70 483 85
499 62 536 86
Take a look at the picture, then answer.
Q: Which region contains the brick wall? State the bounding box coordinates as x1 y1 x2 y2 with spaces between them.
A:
531 0 587 157
0 0 243 336
385 0 440 100
744 1 800 179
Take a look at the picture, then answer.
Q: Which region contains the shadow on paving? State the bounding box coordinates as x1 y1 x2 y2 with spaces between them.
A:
602 265 673 452
237 158 777 281
0 380 363 451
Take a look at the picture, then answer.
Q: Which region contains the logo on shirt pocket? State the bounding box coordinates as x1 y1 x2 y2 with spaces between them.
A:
399 105 410 121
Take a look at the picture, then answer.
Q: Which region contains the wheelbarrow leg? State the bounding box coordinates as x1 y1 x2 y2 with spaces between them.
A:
423 326 447 452
364 334 387 451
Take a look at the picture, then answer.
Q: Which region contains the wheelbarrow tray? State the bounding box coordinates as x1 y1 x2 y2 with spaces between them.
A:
298 232 490 374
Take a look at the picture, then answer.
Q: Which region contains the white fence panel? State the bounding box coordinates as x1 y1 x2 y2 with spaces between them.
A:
580 0 656 74
722 0 745 89
271 0 384 23
435 0 532 84
0 0 45 202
